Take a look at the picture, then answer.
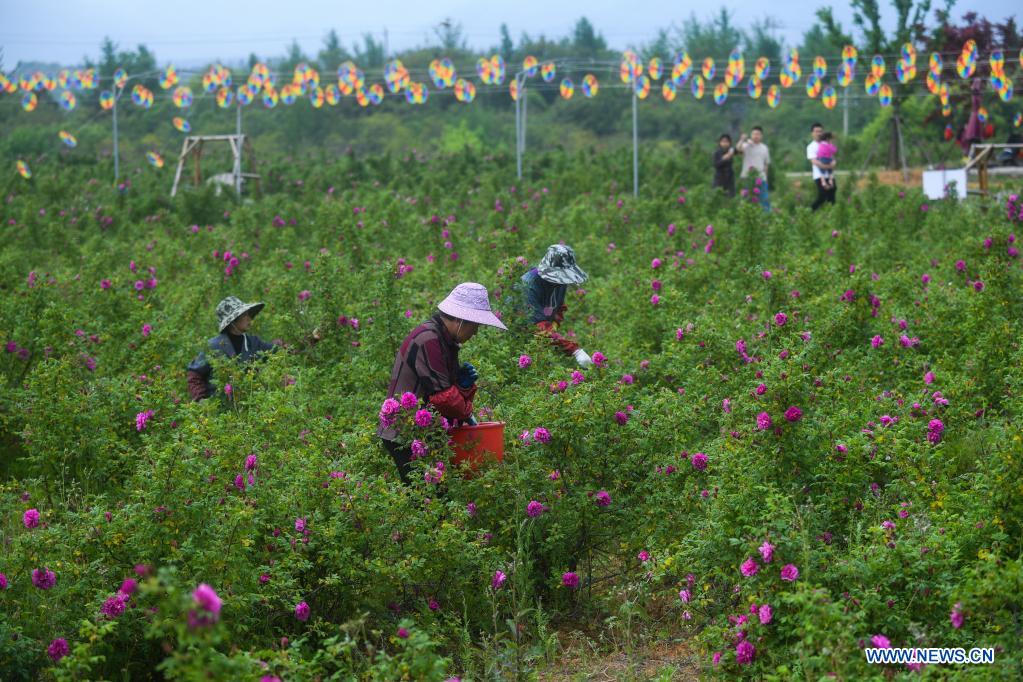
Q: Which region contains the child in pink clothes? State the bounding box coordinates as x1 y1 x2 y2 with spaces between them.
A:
817 132 837 189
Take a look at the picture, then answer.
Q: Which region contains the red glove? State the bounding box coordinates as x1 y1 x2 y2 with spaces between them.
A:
428 383 477 422
535 321 580 354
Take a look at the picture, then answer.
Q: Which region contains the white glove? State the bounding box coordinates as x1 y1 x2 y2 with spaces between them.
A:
573 348 593 368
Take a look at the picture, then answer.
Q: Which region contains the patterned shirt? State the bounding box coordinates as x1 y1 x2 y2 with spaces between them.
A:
378 315 461 441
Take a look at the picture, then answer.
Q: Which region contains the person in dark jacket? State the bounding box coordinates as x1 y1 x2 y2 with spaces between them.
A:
378 282 506 484
712 133 736 197
519 244 592 367
186 296 277 401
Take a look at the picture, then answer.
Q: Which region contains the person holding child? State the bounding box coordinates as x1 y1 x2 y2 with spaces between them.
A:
807 122 837 211
816 132 838 193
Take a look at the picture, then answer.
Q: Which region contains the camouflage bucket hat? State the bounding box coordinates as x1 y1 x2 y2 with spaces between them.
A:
215 296 265 333
536 244 588 285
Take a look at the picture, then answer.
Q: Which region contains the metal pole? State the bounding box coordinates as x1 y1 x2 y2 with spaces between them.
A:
112 91 120 183
515 74 523 160
515 73 522 180
522 77 527 157
235 100 243 196
632 88 638 197
842 87 849 137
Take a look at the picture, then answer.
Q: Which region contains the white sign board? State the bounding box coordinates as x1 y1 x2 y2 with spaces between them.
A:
922 169 968 201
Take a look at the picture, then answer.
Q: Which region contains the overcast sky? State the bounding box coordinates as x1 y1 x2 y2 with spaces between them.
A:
1 0 1018 68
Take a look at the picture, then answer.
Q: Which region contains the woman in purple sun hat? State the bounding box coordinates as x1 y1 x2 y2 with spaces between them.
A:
379 282 506 484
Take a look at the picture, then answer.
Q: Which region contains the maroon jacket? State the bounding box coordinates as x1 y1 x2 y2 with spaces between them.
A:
378 315 475 441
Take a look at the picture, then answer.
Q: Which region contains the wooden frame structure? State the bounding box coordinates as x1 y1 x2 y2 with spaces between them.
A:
170 134 260 198
965 143 1023 196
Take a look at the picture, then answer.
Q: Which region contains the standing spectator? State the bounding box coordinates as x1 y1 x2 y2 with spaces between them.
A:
712 134 736 197
737 126 771 211
807 122 836 210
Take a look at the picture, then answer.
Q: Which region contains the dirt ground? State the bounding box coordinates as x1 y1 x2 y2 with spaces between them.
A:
787 166 1023 194
865 168 924 188
538 630 702 682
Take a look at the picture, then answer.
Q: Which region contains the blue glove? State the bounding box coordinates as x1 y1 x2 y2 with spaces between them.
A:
457 362 478 389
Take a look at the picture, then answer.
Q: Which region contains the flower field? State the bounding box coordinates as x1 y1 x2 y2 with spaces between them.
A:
1 151 1022 680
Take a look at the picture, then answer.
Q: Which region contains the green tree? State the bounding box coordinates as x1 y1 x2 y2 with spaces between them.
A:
675 8 744 58
83 37 158 104
801 9 862 139
355 34 385 68
318 29 350 72
800 24 844 62
499 24 515 62
136 44 156 73
745 17 784 65
840 0 934 168
813 8 854 47
279 39 311 74
434 19 467 52
642 28 672 60
99 36 118 80
572 17 608 59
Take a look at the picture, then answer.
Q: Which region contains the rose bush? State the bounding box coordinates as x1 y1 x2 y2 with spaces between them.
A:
0 149 1021 679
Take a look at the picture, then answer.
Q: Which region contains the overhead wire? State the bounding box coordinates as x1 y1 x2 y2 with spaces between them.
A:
2 44 1015 80
1 51 1009 120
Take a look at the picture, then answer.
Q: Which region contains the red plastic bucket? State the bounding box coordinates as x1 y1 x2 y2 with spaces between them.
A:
450 421 505 471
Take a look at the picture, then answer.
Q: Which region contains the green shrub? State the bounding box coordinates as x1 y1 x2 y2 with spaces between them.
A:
1 149 1021 679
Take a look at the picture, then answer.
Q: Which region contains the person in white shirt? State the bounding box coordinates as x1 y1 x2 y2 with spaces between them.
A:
807 122 836 211
737 126 771 211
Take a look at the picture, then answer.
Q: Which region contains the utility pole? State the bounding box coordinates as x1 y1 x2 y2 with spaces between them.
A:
842 87 849 137
235 99 243 196
632 88 638 197
383 28 389 61
112 92 120 182
522 77 527 156
515 73 522 180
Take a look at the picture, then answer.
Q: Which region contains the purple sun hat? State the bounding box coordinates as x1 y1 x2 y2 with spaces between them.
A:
437 282 507 330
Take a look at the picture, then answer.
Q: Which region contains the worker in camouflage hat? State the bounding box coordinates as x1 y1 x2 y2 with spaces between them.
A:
186 296 276 401
519 244 593 367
